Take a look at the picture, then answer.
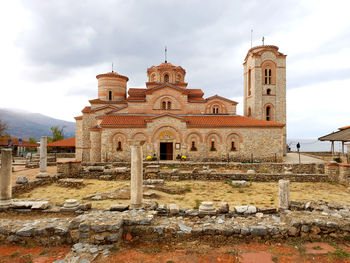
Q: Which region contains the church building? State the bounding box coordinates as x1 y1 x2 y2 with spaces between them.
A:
75 45 286 162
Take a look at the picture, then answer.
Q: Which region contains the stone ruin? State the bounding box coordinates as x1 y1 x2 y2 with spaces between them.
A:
2 143 350 261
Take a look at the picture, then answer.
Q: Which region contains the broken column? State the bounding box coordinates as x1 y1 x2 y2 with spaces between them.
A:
0 148 12 207
129 140 145 209
37 136 48 177
278 179 290 210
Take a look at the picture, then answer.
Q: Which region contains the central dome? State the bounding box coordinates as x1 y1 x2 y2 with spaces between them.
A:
147 62 186 84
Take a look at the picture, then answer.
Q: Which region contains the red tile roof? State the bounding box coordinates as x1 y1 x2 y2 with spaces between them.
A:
99 114 284 128
74 116 83 120
186 115 284 127
339 125 350 130
0 136 39 147
82 106 91 113
100 115 150 127
47 137 75 147
96 72 129 81
89 99 128 104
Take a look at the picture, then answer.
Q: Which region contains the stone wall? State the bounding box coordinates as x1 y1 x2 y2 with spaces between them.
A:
82 162 325 175
57 161 82 176
324 162 350 184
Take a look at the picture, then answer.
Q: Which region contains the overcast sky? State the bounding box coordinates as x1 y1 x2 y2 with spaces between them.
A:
0 0 349 139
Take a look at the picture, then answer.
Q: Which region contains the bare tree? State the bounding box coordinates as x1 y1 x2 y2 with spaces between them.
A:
0 119 7 137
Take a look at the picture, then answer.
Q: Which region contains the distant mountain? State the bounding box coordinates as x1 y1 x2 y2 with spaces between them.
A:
0 108 75 140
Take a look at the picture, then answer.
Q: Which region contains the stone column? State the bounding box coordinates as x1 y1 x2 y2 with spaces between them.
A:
128 140 145 209
37 136 48 177
278 179 290 210
0 148 12 207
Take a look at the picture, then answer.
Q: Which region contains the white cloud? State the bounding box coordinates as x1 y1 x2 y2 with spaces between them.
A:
0 0 349 140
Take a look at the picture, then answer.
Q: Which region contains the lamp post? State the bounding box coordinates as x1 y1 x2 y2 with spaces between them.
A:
296 142 301 164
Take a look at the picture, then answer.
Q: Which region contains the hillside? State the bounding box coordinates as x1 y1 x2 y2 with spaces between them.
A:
0 108 75 140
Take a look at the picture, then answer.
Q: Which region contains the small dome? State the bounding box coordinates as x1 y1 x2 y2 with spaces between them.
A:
96 71 129 81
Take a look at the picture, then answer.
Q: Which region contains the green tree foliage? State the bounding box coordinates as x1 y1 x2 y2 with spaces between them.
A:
50 126 64 142
28 137 37 144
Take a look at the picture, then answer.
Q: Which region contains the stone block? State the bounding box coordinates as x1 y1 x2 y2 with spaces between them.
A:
247 170 255 174
115 167 127 173
88 166 104 172
199 201 216 216
218 202 229 213
16 176 28 184
169 203 179 215
110 204 129 211
145 165 160 173
231 180 248 187
31 201 50 210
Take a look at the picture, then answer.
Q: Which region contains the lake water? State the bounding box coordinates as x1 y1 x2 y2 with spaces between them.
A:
287 138 347 152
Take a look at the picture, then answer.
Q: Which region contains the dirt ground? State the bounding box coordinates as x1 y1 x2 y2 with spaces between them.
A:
16 179 350 209
0 245 70 263
98 240 350 263
1 241 350 263
11 166 57 185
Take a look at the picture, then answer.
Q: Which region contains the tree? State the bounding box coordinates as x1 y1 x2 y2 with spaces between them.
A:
0 119 7 137
28 137 37 144
50 126 64 142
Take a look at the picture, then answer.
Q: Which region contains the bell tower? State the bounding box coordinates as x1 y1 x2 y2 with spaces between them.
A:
243 45 287 155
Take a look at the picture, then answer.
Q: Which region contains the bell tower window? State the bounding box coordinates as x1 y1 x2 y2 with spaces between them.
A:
267 88 271 95
164 74 169 82
266 106 271 121
248 107 252 117
162 101 166 109
108 91 112 101
117 141 122 151
248 69 252 96
264 68 272 84
167 101 171 109
213 106 219 114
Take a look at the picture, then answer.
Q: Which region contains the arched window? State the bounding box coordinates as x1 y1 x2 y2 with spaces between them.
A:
164 74 169 82
162 101 167 110
264 68 272 84
117 141 122 151
151 73 156 82
167 101 171 109
248 107 252 117
108 91 112 101
213 106 219 114
210 141 216 151
231 141 236 151
266 106 271 121
267 88 271 95
248 69 252 96
191 141 197 151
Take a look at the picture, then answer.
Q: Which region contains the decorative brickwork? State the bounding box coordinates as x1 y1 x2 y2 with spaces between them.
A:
75 46 286 162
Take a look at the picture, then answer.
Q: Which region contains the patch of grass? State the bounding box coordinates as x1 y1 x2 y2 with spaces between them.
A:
271 256 279 262
194 199 202 209
250 202 254 205
166 261 174 263
153 248 161 253
344 236 350 242
328 248 349 258
227 191 232 194
184 185 192 192
238 189 244 193
109 246 119 253
175 197 184 201
312 246 322 250
10 252 20 258
39 250 48 256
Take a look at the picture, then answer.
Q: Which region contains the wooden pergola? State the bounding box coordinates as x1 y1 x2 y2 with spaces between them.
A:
318 126 350 154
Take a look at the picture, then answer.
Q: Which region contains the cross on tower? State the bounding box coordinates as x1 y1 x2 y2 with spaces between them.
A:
262 36 265 46
165 46 167 63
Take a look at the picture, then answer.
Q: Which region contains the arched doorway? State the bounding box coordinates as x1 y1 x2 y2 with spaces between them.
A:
158 130 175 160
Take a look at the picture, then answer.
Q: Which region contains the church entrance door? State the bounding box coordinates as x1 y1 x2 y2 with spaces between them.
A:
160 142 173 160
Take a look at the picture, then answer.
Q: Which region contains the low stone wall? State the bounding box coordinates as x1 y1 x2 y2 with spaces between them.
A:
82 162 325 174
57 160 82 176
324 162 350 184
1 203 350 249
76 170 329 182
12 176 57 196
